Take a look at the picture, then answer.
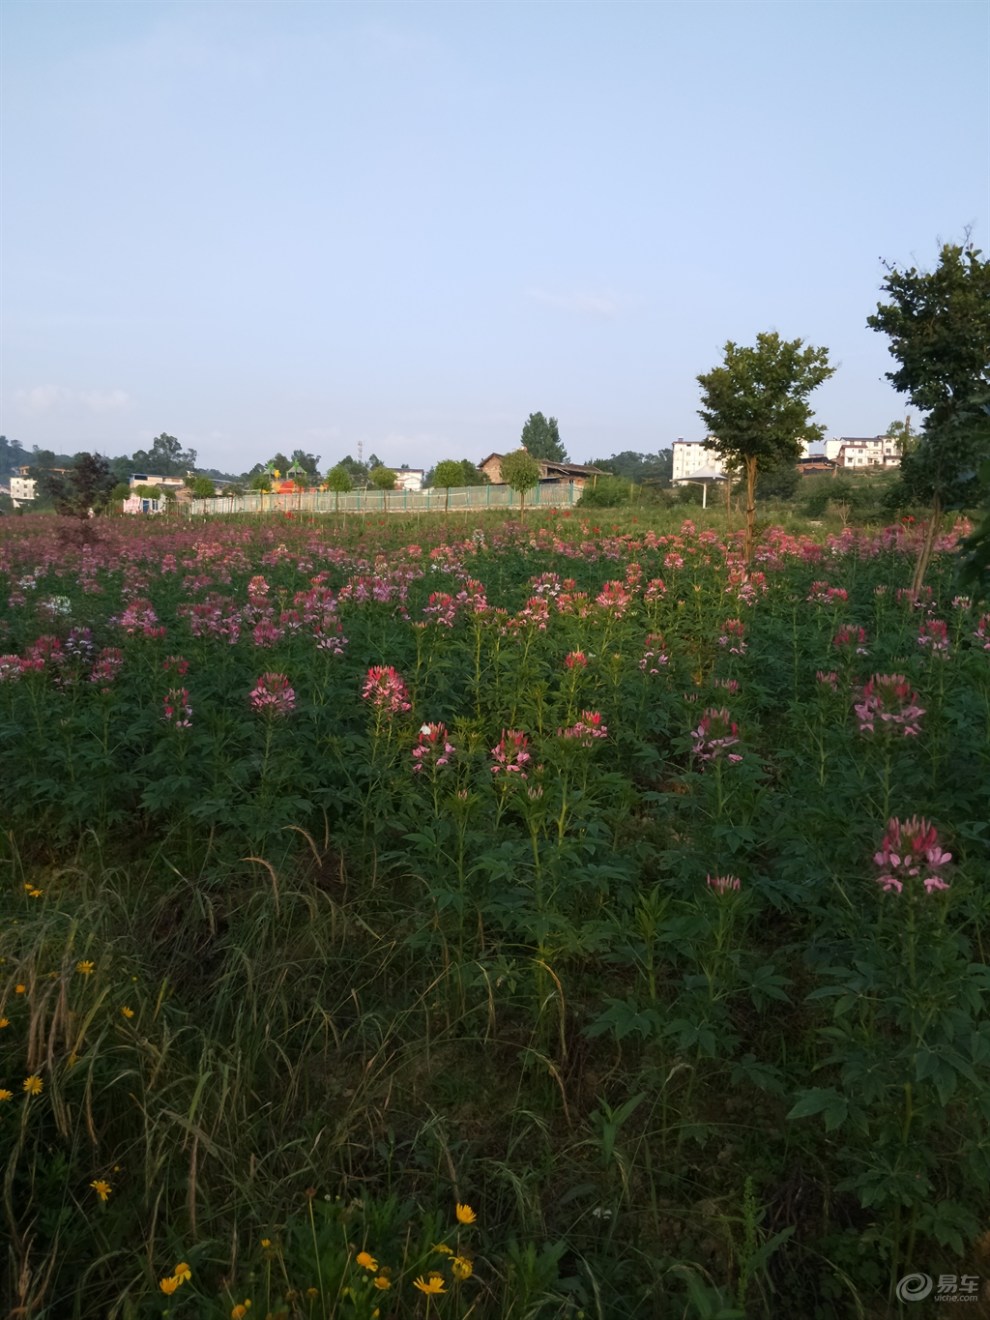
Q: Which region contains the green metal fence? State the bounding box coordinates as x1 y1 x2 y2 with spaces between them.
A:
189 482 581 517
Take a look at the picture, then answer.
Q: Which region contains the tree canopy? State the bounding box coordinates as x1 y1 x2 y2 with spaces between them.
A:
520 412 567 463
868 241 990 508
500 449 541 513
131 433 197 477
868 241 990 592
697 331 834 559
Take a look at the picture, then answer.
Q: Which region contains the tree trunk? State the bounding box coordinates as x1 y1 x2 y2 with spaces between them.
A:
909 495 943 598
744 457 758 562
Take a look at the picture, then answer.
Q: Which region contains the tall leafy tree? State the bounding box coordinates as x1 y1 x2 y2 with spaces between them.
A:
132 433 197 476
325 464 353 512
431 459 468 511
370 466 397 492
520 412 567 463
37 452 115 517
867 241 990 593
697 332 835 560
500 448 541 514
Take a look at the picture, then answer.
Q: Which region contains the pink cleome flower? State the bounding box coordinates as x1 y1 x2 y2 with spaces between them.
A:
874 816 952 896
691 707 743 764
411 722 456 773
163 687 192 729
854 674 925 737
558 710 608 745
706 874 741 895
249 672 296 717
917 618 950 654
491 729 531 777
361 665 411 715
832 624 869 656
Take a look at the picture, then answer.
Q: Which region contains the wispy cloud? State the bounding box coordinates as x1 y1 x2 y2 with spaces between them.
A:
525 287 625 319
79 389 131 413
15 385 131 415
15 384 67 414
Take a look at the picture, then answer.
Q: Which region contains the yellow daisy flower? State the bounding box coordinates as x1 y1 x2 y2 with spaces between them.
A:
90 1179 112 1202
0 1089 12 1102
374 1276 392 1290
120 1005 135 1019
76 960 95 976
23 1075 43 1096
159 1277 179 1295
452 1255 473 1281
413 1275 446 1295
173 1261 192 1282
356 1251 378 1271
455 1202 476 1225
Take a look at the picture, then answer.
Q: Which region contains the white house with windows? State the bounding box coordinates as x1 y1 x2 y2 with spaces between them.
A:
827 436 900 470
10 476 37 507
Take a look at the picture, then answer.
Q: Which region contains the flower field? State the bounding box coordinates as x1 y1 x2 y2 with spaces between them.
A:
1 509 989 1318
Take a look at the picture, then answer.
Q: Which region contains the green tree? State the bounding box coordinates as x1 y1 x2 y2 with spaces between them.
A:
868 241 990 593
432 459 467 511
520 412 567 463
38 452 116 517
697 332 835 560
188 476 217 499
290 448 321 478
500 448 541 514
370 466 396 492
132 433 197 476
325 463 353 512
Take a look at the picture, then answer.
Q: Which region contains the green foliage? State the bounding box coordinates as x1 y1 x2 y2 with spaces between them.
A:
36 452 116 516
499 449 541 511
188 476 217 499
325 464 354 493
577 475 633 507
369 465 397 491
520 411 567 462
697 331 835 557
869 241 990 512
589 448 673 486
131 432 197 477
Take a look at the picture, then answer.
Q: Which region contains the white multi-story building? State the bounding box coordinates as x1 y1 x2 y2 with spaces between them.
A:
830 436 900 470
10 477 36 507
672 437 726 483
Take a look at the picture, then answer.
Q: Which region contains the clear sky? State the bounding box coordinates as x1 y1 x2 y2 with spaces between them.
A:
2 0 988 475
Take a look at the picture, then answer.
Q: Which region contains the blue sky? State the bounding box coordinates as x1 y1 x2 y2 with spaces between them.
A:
2 0 987 475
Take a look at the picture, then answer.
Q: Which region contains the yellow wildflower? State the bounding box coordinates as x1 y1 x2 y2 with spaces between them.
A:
0 1090 12 1102
260 1238 272 1248
356 1251 378 1271
15 984 25 994
231 1303 252 1319
159 1276 180 1295
451 1255 473 1281
455 1202 476 1225
28 889 43 899
76 960 95 976
0 1018 9 1028
374 1276 391 1290
431 1242 454 1255
173 1261 192 1283
23 1075 43 1096
90 1179 112 1202
413 1275 446 1295
305 1288 319 1299
120 1005 135 1019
